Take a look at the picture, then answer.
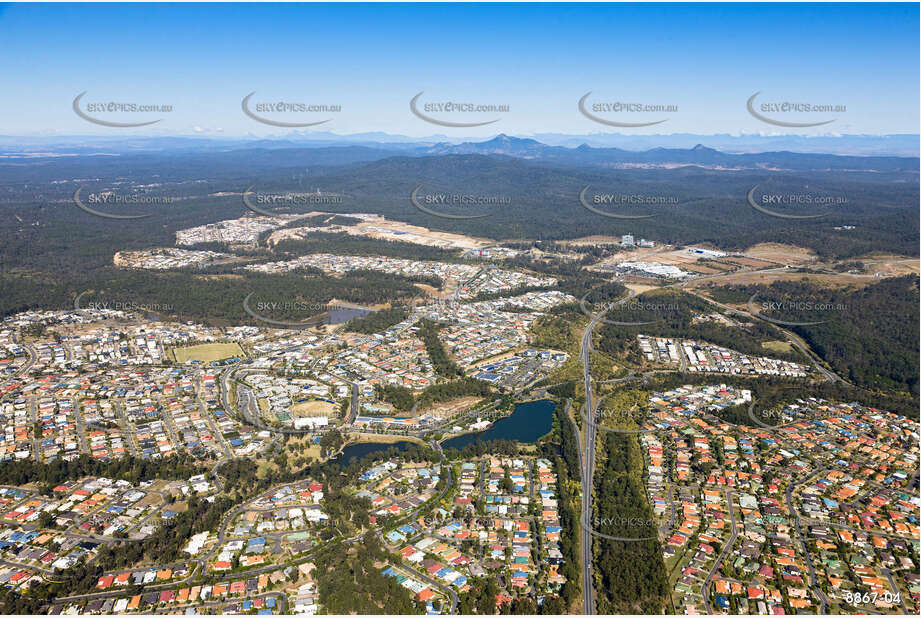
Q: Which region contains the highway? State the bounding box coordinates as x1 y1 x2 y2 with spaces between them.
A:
579 305 608 615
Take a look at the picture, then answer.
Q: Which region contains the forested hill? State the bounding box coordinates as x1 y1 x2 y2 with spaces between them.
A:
710 275 920 397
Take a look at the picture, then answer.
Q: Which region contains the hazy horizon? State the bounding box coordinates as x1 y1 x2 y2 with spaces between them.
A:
0 130 917 157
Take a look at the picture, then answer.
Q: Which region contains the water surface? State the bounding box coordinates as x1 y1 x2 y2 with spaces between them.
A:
442 399 555 450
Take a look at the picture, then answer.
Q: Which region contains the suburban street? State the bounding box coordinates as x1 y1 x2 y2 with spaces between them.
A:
701 490 737 613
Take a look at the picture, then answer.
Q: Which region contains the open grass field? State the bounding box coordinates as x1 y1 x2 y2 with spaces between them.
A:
169 342 244 363
762 341 795 354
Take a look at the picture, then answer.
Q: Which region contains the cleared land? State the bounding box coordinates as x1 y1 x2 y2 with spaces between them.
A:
742 242 816 264
843 255 920 277
681 262 727 274
694 271 878 289
762 341 795 354
721 256 775 269
562 235 623 246
624 283 659 295
267 213 490 250
422 395 484 418
344 433 426 446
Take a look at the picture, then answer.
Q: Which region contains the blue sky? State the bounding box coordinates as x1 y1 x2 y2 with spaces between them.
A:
0 2 917 137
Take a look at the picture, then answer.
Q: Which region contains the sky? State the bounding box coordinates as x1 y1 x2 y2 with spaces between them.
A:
0 2 918 138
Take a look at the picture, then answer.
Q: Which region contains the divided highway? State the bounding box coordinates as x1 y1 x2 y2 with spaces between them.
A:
579 306 608 615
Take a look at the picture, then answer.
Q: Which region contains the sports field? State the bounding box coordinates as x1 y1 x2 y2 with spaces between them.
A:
291 399 339 417
170 342 244 363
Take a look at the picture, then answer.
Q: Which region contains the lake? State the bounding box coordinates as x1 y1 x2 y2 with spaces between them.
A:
442 399 556 450
336 440 413 466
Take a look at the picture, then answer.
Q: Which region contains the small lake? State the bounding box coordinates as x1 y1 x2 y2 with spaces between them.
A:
336 440 413 466
442 399 556 450
328 306 373 325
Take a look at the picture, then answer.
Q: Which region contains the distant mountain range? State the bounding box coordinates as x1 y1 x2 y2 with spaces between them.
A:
416 135 918 172
0 128 916 271
0 131 918 157
0 133 916 173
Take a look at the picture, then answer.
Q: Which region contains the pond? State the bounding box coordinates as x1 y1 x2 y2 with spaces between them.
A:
328 306 373 325
336 440 413 466
442 399 555 450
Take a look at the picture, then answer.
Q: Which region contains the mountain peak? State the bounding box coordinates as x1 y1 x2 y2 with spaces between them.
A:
485 134 538 146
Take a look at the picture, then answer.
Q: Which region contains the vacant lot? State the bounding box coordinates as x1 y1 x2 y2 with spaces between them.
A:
762 341 794 354
852 255 920 277
563 235 625 246
721 256 775 269
693 271 879 289
170 342 244 363
682 263 726 274
743 243 815 265
345 433 426 446
422 395 484 418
